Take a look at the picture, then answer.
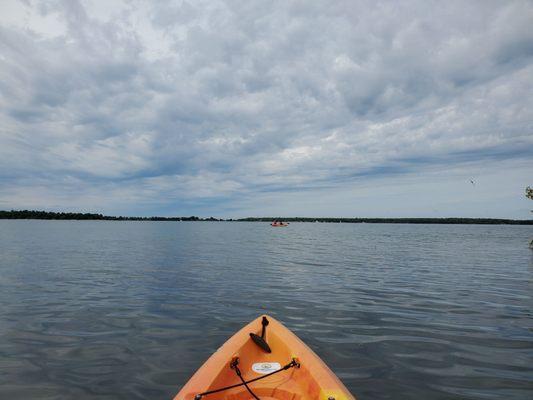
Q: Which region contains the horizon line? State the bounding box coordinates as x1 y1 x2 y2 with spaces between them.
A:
1 210 532 225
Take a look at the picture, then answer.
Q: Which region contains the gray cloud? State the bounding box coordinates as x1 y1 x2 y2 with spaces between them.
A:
0 0 532 217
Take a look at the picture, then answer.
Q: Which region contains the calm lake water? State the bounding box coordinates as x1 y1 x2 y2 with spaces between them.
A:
0 221 532 400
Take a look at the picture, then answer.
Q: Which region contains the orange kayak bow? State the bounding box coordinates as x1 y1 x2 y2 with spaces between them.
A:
173 315 355 400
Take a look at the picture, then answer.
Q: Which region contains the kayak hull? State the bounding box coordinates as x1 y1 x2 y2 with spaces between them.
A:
173 315 355 400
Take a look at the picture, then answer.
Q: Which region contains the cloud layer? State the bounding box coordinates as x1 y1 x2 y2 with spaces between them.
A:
1 0 532 217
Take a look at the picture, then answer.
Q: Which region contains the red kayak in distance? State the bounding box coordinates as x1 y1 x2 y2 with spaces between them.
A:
271 221 289 227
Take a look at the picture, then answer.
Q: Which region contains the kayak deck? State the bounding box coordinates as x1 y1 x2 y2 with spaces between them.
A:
174 315 355 400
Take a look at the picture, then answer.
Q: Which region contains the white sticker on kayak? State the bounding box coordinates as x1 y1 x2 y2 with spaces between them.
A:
252 362 281 374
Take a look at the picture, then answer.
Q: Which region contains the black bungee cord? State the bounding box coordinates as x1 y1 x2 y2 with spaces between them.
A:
193 358 300 400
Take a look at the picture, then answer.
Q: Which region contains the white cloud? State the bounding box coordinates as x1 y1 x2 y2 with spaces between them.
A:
0 0 532 217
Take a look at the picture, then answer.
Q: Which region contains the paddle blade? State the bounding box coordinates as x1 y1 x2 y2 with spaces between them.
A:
250 333 272 353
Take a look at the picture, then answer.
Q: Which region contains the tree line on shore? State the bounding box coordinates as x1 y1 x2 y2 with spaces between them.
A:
0 210 220 221
1 210 532 224
239 217 532 225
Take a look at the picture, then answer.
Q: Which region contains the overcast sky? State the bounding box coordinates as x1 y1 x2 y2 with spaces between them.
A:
1 0 532 218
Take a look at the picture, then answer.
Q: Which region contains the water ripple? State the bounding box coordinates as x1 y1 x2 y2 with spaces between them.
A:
0 221 532 399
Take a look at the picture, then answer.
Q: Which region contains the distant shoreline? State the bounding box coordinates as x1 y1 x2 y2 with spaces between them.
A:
1 210 532 225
